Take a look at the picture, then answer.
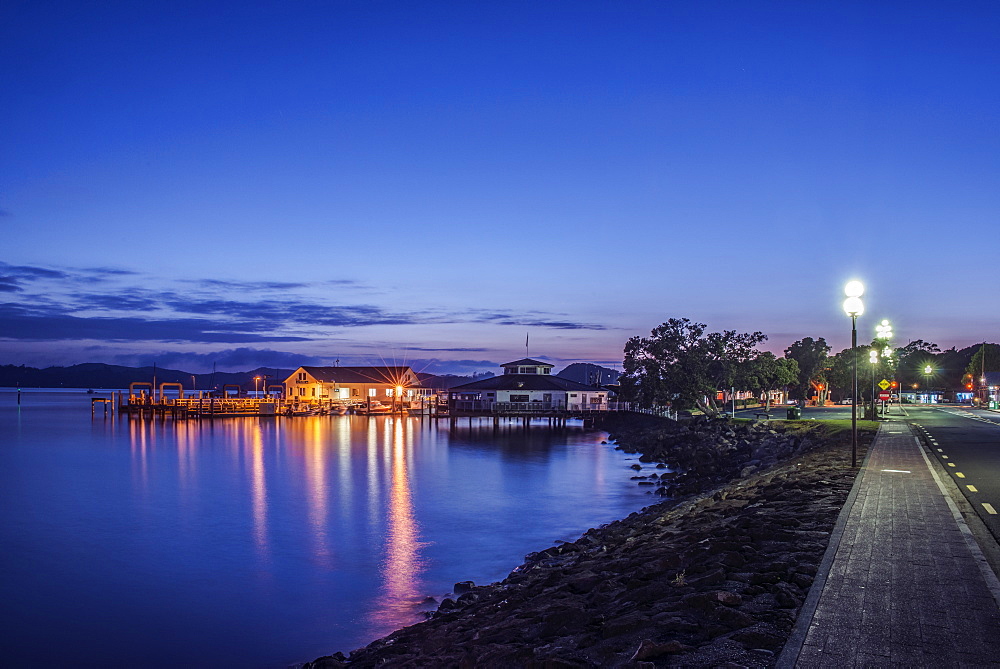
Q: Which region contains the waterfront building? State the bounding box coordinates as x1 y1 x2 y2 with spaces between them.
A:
448 358 609 411
283 366 430 404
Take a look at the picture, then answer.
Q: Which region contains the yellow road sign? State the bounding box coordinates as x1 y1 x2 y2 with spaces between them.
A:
878 379 891 390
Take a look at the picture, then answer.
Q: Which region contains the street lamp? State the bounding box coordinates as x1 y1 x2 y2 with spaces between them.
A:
869 349 879 418
874 319 893 415
843 281 865 467
923 365 933 403
254 376 261 397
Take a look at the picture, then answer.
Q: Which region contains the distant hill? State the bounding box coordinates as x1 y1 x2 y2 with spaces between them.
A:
0 363 293 391
556 363 620 387
418 371 495 389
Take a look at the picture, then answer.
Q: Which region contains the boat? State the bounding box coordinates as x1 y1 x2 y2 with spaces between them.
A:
353 401 394 415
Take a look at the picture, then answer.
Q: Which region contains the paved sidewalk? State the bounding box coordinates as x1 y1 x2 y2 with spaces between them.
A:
779 421 1000 667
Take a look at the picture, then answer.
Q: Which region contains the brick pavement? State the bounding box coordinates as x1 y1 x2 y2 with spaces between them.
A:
779 421 1000 667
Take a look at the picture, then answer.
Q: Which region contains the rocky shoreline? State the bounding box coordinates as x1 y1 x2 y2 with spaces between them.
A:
305 416 875 668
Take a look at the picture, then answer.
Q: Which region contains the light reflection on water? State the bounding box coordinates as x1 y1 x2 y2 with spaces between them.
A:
0 391 653 668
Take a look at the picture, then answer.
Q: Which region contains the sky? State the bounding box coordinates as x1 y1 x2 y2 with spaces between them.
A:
2 1 999 375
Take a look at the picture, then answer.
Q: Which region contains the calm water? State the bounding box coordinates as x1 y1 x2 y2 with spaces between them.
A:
0 390 652 667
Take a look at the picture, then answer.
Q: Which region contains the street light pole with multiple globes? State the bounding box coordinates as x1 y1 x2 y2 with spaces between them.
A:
843 281 865 468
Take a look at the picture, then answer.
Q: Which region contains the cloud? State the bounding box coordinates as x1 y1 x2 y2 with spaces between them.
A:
0 261 613 359
70 291 161 311
192 279 313 291
403 346 491 352
399 358 503 375
0 262 69 280
0 303 311 343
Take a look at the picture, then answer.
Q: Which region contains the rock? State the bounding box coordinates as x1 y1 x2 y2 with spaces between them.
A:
454 580 476 594
630 638 693 661
566 572 601 594
772 581 802 608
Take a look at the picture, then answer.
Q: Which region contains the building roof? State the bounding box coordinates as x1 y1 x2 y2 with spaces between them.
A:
298 366 416 385
502 358 553 367
451 374 602 392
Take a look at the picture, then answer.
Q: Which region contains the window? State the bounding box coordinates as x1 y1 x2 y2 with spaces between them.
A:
510 394 529 402
352 388 360 396
298 388 305 396
312 388 316 396
297 372 307 381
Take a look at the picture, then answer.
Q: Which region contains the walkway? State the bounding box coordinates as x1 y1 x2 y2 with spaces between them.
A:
779 421 1000 667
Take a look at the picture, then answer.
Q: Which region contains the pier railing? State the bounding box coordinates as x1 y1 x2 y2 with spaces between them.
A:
448 400 674 417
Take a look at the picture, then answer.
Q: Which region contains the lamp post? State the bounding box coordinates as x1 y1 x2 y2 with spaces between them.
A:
869 349 879 418
874 319 893 416
924 365 933 403
254 376 261 398
843 280 865 467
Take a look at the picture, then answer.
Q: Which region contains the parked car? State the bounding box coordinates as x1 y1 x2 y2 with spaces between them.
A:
839 398 853 405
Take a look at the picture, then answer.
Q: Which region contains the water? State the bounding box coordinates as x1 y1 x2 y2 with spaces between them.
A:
0 390 653 667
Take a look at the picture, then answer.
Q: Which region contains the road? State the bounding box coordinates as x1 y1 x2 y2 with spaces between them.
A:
906 405 1000 541
733 403 866 421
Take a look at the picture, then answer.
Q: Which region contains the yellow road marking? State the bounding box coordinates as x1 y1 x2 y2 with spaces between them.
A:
948 463 956 467
942 455 949 459
956 472 966 478
983 503 997 515
968 485 978 492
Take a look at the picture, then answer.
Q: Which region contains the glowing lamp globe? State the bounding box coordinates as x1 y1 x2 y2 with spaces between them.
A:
844 280 865 298
843 296 864 317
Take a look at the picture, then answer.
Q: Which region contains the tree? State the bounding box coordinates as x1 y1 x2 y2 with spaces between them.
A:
620 318 767 415
742 353 799 410
895 340 940 388
825 347 864 401
783 337 831 400
965 343 1000 379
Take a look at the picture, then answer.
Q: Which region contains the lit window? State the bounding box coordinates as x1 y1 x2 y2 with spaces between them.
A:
368 388 376 397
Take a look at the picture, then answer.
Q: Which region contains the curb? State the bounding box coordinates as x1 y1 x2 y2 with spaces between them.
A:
774 422 880 669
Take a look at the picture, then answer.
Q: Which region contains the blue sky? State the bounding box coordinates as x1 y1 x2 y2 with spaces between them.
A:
2 1 998 374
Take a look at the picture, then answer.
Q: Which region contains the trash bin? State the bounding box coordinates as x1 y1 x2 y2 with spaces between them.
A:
786 406 802 420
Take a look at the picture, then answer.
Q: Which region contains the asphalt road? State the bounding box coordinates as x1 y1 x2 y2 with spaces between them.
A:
905 404 1000 541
